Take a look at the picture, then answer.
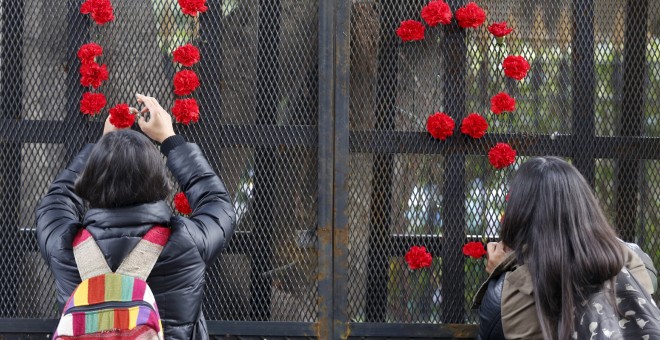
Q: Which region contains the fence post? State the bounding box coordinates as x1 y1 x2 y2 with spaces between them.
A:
441 0 467 324
250 0 281 321
332 0 351 337
0 0 24 318
572 0 596 185
616 0 648 241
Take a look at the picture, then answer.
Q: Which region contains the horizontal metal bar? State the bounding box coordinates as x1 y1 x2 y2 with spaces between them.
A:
349 131 660 160
0 119 317 148
0 318 57 333
385 234 496 258
348 322 478 338
206 321 316 336
0 319 317 336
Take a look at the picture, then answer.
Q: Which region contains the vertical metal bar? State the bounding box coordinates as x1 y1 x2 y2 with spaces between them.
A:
333 0 351 337
64 0 91 160
317 0 334 338
197 0 224 320
441 0 467 324
0 0 24 317
197 0 223 165
571 0 596 185
364 0 398 323
250 0 280 321
616 0 648 241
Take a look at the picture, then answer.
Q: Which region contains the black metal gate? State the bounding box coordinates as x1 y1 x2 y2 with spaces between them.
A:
0 0 659 339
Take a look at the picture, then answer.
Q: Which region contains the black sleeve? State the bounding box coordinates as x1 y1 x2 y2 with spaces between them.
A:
35 144 94 262
478 273 507 340
167 142 236 265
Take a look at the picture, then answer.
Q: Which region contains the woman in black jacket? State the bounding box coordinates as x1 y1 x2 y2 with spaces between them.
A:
36 94 236 339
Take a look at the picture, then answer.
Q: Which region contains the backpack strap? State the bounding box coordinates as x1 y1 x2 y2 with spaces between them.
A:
115 226 171 281
72 229 112 281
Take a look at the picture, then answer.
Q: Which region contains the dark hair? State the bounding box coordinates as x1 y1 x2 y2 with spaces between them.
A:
500 157 624 339
75 129 171 209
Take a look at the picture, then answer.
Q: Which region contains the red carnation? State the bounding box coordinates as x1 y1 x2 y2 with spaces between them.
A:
172 98 200 125
421 1 452 27
178 0 208 16
463 242 487 259
80 0 114 25
77 43 103 65
174 192 193 215
488 143 516 169
79 92 106 115
488 21 514 37
108 103 134 129
396 20 425 42
502 56 531 81
455 2 486 29
461 113 488 139
490 92 516 114
405 246 433 270
426 112 455 141
173 44 201 67
80 62 109 88
173 70 200 96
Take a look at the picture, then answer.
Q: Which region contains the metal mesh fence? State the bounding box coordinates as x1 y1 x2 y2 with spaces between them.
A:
347 0 660 326
0 0 319 325
0 0 659 338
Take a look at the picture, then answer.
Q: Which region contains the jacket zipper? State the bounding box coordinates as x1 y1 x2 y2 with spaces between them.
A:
65 300 155 314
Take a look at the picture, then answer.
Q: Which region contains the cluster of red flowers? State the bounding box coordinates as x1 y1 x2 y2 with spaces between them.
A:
405 246 433 270
78 0 114 117
462 242 487 259
174 192 193 215
170 1 206 125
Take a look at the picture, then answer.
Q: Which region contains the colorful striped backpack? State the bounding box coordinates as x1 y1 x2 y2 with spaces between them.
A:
54 226 170 339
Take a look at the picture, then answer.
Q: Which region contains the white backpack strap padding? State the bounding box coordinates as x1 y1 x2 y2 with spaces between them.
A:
72 229 111 281
116 226 171 281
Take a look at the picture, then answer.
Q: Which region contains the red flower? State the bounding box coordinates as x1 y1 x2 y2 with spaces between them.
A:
502 56 531 81
80 92 106 115
421 1 452 27
172 98 200 125
80 0 114 25
174 192 193 215
80 62 109 88
490 92 516 114
426 112 455 141
462 242 487 259
405 246 433 270
108 103 134 129
178 0 208 16
396 20 425 42
488 143 517 169
173 44 201 67
455 2 486 29
173 70 201 96
77 43 103 65
488 21 514 37
461 113 488 138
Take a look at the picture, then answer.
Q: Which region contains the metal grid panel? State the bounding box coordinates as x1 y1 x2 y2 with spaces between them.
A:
347 0 660 326
0 0 319 324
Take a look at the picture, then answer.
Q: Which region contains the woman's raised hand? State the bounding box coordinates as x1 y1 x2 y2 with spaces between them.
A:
135 93 175 143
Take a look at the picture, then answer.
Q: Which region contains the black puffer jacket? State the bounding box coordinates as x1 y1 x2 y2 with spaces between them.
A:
36 137 236 340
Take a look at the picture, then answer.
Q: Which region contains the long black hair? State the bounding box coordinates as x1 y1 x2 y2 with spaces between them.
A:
75 129 171 209
500 157 624 339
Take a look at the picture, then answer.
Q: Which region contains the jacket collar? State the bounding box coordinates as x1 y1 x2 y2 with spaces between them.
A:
83 201 171 228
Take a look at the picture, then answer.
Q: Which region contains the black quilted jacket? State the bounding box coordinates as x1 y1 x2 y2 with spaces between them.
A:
36 137 236 340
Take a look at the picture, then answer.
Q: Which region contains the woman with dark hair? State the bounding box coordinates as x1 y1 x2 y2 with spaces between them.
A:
474 156 658 339
36 94 235 339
